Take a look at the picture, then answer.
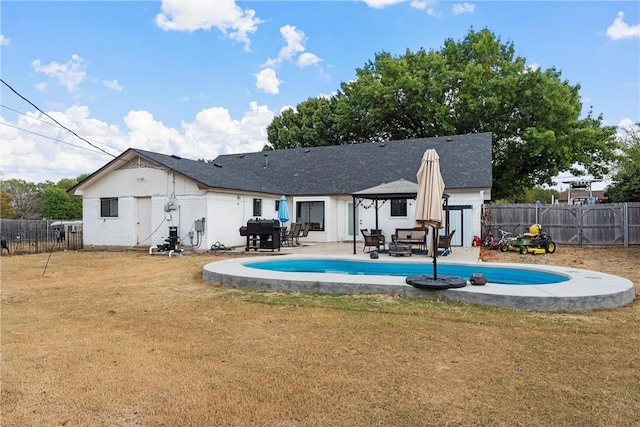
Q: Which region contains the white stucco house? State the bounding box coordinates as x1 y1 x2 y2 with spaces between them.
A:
68 132 492 251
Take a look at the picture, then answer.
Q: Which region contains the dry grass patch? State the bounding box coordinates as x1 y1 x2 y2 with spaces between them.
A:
1 248 639 426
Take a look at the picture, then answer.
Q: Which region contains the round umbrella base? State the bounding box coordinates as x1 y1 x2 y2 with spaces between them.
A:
405 275 467 290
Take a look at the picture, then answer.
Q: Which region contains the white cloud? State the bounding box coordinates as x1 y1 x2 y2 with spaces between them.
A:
0 34 11 46
525 63 540 72
264 25 323 69
279 105 296 114
0 105 123 182
410 0 440 16
160 101 274 159
317 92 337 100
279 25 306 62
298 52 322 67
410 1 440 17
606 11 640 40
262 57 278 68
451 3 475 15
255 68 281 94
155 0 263 51
31 54 87 92
123 110 184 154
0 102 275 182
102 80 122 91
363 0 404 9
618 118 638 131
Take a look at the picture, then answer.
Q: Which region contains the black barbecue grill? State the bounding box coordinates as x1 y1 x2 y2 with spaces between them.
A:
244 219 281 251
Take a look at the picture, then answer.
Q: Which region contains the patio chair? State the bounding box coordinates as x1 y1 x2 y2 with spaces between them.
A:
437 229 456 255
285 222 302 246
298 223 311 243
371 229 386 248
280 226 289 246
282 222 301 246
361 229 383 252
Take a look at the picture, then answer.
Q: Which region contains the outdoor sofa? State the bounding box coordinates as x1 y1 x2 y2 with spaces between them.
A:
391 228 427 250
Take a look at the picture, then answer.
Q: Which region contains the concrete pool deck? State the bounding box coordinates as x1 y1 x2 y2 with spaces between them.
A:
203 242 635 312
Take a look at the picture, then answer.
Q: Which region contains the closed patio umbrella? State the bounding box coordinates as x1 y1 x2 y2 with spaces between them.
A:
409 149 464 288
414 149 445 233
278 195 290 224
415 150 445 273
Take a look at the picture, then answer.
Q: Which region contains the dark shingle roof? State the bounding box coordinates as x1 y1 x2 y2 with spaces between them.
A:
211 132 492 195
132 150 284 194
74 132 491 197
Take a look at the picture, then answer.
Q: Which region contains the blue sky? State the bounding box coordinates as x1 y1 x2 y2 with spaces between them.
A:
1 1 639 189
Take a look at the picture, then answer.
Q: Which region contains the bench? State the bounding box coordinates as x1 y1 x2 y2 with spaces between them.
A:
391 228 426 250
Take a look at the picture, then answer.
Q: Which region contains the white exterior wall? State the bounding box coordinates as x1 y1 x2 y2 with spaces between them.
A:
82 196 136 248
353 190 485 248
77 162 487 250
165 195 208 249
446 191 485 245
79 166 206 249
203 192 283 249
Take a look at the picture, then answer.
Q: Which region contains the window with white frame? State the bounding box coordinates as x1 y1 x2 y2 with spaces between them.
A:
296 201 324 231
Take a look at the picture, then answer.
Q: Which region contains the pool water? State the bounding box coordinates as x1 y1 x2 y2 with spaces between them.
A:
247 259 568 285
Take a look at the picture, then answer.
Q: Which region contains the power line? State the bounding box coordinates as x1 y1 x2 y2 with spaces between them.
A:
0 121 110 155
1 103 122 155
1 79 168 176
1 78 116 159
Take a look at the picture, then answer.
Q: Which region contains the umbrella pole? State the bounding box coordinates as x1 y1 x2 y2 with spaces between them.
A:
432 226 437 280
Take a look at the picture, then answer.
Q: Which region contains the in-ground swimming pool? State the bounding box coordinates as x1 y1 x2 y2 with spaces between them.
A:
246 259 567 285
202 255 635 312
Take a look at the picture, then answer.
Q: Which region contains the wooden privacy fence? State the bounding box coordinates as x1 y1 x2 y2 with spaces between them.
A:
0 219 83 255
482 202 640 246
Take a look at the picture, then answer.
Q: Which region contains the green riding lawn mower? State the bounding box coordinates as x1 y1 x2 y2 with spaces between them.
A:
499 224 557 255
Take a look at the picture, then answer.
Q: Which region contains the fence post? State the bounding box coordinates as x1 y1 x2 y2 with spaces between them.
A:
624 202 628 247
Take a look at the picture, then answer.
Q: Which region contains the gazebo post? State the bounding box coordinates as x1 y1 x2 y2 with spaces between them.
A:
375 198 379 234
352 195 357 255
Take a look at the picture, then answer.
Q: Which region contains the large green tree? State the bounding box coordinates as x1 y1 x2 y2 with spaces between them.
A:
0 176 83 219
267 97 343 150
42 182 82 220
606 124 640 202
0 178 44 219
265 28 618 200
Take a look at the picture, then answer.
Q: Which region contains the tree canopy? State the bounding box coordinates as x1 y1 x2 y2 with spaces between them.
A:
605 124 640 202
0 177 83 219
0 178 44 219
265 28 618 200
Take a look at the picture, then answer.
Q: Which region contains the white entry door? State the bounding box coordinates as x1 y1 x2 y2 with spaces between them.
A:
347 202 358 240
136 197 152 246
